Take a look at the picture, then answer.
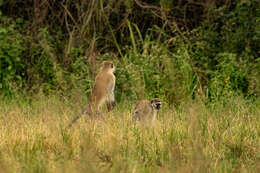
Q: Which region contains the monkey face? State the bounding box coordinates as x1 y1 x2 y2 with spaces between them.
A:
151 98 162 110
110 63 115 72
155 102 161 110
103 61 115 73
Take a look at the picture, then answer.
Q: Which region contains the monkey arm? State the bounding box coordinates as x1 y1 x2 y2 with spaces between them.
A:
106 81 116 111
107 80 115 102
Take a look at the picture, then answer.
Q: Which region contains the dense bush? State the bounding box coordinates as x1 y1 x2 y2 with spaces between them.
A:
0 0 259 103
0 12 25 96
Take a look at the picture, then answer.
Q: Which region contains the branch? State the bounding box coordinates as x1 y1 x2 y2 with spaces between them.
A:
134 0 161 11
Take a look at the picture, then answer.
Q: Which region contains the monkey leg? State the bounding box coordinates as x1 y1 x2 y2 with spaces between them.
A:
133 111 141 122
106 101 116 112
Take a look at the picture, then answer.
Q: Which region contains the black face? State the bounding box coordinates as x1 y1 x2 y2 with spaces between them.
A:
155 103 161 110
151 98 161 110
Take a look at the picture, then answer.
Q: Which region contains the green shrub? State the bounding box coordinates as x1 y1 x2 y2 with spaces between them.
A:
0 0 259 103
208 53 249 101
0 12 25 96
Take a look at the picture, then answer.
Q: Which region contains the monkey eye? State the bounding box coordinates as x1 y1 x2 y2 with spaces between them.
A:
111 64 114 68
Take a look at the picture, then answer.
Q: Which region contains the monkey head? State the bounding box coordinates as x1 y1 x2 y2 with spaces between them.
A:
102 61 115 73
151 98 162 110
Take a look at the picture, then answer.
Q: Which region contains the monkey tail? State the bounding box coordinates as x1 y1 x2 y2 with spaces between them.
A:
66 107 91 129
66 114 82 129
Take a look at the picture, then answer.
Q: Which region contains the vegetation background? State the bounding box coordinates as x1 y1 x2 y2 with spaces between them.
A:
0 0 259 172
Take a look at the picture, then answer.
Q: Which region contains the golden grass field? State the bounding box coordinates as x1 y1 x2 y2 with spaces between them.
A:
0 95 259 173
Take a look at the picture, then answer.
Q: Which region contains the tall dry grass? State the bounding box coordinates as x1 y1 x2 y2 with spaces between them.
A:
0 95 259 172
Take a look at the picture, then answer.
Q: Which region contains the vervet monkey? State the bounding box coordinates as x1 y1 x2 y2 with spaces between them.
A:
67 61 116 128
133 98 162 123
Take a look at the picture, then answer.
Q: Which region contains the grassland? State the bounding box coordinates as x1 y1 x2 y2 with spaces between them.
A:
0 95 259 173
